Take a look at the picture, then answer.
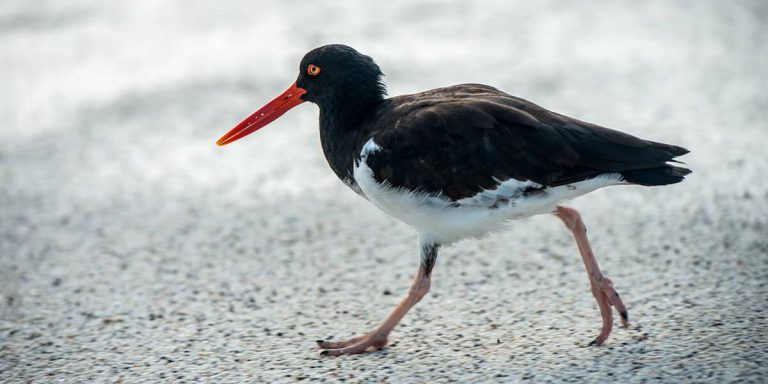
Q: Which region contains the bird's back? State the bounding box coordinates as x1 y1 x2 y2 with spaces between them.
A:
362 84 690 201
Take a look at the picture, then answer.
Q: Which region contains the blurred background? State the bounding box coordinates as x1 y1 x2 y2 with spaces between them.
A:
1 0 766 382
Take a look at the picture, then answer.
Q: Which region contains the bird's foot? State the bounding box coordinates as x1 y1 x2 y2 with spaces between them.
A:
601 276 629 328
316 333 388 356
588 276 629 346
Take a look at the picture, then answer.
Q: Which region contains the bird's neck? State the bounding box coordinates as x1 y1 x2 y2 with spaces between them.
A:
318 96 383 184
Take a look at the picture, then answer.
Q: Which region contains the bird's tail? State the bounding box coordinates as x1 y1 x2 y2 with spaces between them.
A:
620 164 691 186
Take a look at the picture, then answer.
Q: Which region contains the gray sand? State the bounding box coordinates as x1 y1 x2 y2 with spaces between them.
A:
1 1 767 382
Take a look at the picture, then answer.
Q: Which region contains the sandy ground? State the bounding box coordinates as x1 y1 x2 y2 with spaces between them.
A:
2 1 767 382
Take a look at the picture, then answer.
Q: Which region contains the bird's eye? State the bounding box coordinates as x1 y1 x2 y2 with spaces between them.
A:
307 64 321 76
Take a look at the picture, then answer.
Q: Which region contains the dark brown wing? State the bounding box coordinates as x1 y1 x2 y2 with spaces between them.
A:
363 84 690 201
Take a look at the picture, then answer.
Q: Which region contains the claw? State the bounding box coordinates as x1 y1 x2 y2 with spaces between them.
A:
315 333 388 356
620 310 629 327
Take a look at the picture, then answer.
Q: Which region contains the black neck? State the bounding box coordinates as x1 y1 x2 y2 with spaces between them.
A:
318 96 384 184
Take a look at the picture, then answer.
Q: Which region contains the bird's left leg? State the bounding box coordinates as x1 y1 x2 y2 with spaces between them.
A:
555 206 628 346
317 242 439 356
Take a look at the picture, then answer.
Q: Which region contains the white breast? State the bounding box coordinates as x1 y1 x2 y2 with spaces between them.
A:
353 139 624 245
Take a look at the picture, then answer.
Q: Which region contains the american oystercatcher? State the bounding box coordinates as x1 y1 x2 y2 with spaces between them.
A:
216 44 690 355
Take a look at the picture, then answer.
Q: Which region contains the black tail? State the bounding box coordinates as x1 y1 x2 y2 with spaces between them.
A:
621 164 691 186
617 141 691 186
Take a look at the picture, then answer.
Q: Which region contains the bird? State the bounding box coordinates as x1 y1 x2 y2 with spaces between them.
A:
216 44 690 356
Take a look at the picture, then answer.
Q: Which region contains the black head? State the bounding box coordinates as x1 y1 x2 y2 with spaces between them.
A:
216 44 385 146
296 44 386 109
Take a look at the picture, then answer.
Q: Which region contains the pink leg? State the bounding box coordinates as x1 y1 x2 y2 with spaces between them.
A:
317 244 438 356
555 206 628 346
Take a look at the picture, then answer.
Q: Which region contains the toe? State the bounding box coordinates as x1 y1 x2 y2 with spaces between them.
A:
317 336 388 356
316 334 369 349
317 340 345 349
619 309 629 327
588 337 605 347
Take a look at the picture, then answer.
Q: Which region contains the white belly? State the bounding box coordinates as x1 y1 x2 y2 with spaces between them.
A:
352 139 623 245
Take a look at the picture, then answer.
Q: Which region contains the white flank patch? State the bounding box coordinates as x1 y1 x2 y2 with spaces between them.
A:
353 139 624 245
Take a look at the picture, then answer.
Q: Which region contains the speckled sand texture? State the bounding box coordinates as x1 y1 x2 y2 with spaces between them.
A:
1 1 767 383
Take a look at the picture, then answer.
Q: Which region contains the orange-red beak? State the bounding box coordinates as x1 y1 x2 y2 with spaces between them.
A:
216 83 307 146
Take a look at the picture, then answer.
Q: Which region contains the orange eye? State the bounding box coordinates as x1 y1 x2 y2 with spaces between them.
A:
307 64 321 76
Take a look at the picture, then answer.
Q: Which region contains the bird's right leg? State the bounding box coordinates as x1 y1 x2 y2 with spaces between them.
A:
555 206 628 346
316 242 439 355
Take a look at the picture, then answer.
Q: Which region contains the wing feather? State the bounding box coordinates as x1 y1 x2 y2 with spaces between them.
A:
363 85 689 200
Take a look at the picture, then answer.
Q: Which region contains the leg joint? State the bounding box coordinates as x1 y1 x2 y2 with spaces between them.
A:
420 243 439 277
556 206 587 233
408 277 431 301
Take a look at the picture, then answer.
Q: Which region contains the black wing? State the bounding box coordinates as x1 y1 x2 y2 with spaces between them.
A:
363 84 690 201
